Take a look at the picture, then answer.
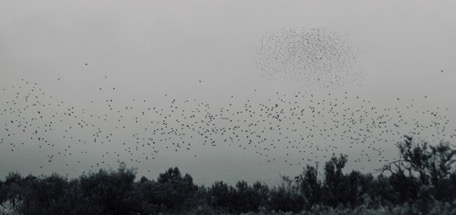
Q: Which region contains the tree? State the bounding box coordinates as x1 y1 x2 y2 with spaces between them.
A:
251 181 270 211
78 166 140 215
383 136 456 184
154 167 198 212
232 180 267 213
381 136 456 202
322 153 348 207
19 174 69 215
2 173 24 211
209 181 236 212
134 176 160 214
268 176 304 213
368 174 395 207
297 165 322 208
344 171 373 207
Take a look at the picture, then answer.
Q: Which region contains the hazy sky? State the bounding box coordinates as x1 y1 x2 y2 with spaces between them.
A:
1 0 456 185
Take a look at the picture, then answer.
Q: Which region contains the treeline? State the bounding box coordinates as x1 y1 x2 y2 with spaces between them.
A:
1 136 456 215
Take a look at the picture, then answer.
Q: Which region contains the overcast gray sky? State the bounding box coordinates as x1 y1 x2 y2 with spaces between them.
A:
1 0 456 185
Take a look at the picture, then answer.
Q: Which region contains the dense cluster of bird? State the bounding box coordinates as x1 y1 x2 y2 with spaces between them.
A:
1 76 454 175
254 27 364 90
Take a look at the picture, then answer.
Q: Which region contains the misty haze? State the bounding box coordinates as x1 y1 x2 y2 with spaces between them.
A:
1 1 456 214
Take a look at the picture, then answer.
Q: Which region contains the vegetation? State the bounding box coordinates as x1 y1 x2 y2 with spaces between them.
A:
1 136 456 215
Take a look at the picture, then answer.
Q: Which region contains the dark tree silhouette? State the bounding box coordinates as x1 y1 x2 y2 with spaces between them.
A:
1 135 456 214
209 181 236 212
78 166 140 215
154 167 198 212
322 153 348 207
297 165 322 209
381 136 456 202
268 176 304 213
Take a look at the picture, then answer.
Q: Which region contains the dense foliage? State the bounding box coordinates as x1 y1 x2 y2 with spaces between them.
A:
1 136 456 215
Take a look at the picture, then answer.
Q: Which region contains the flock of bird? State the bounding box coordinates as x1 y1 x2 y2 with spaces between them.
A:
0 27 453 177
254 27 364 90
1 75 454 176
